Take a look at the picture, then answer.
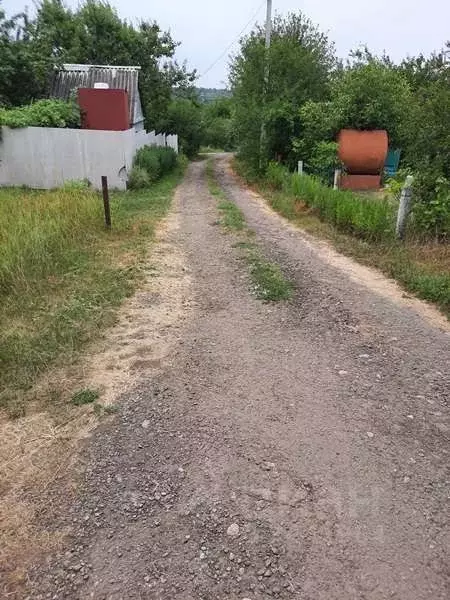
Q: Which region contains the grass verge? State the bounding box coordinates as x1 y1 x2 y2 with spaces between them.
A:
206 158 293 302
0 164 185 416
234 158 450 318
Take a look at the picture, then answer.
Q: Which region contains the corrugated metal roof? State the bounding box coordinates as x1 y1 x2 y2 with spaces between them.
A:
49 64 144 126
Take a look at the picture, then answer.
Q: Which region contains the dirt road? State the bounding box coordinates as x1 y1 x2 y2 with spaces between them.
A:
26 156 449 599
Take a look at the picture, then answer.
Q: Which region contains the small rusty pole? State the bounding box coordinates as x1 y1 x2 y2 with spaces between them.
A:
101 175 111 229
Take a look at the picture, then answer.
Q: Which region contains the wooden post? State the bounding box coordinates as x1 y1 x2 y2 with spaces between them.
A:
333 169 341 190
395 175 414 240
101 175 111 229
297 160 303 175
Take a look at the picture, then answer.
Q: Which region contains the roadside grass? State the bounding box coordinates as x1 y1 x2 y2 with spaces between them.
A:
234 158 450 318
206 158 293 303
0 165 185 416
265 161 397 242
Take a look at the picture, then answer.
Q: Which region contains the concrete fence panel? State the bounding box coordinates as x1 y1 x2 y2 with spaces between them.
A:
0 126 178 190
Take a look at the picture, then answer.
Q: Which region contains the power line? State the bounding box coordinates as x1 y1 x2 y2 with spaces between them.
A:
199 1 266 80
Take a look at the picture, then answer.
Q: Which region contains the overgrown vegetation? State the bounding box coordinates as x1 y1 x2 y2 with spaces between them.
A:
266 161 396 241
201 97 235 152
158 94 235 158
0 98 80 128
0 161 185 416
160 97 205 158
230 12 336 174
130 145 178 187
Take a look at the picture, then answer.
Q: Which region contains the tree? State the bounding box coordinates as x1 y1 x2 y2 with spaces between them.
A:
397 46 450 237
397 45 450 177
162 98 204 158
0 5 46 106
201 97 235 150
331 50 413 147
230 11 337 171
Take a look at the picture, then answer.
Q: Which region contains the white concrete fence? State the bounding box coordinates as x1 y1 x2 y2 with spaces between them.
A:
0 126 178 191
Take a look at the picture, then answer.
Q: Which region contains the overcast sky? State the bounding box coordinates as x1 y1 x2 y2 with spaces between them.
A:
4 0 450 87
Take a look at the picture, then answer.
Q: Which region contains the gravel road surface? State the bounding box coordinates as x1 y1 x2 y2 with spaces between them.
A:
26 156 449 599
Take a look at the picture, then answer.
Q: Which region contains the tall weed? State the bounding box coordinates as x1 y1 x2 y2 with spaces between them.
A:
0 188 102 294
285 173 396 241
0 165 185 412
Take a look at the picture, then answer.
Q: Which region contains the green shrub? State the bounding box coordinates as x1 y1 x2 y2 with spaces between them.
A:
266 162 289 190
128 166 151 190
158 147 178 175
233 156 261 184
134 146 161 182
411 173 450 240
0 99 80 129
307 141 340 183
133 146 178 184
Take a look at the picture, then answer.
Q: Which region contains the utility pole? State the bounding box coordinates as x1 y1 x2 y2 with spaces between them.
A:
264 0 273 50
259 0 273 169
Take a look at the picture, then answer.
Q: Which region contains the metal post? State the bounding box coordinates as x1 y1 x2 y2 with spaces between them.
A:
297 160 303 175
259 0 273 169
395 175 414 240
101 175 111 229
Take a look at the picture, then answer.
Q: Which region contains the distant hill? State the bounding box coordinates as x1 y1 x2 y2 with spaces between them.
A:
196 88 232 103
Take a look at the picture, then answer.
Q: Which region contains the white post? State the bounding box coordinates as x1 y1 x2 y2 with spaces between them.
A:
396 175 414 240
297 160 303 175
333 169 341 190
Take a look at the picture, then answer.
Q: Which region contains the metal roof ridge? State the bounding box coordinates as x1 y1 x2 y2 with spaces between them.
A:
61 64 142 71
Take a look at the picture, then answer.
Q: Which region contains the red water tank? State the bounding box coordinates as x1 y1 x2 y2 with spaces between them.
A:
78 88 130 131
338 129 388 175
